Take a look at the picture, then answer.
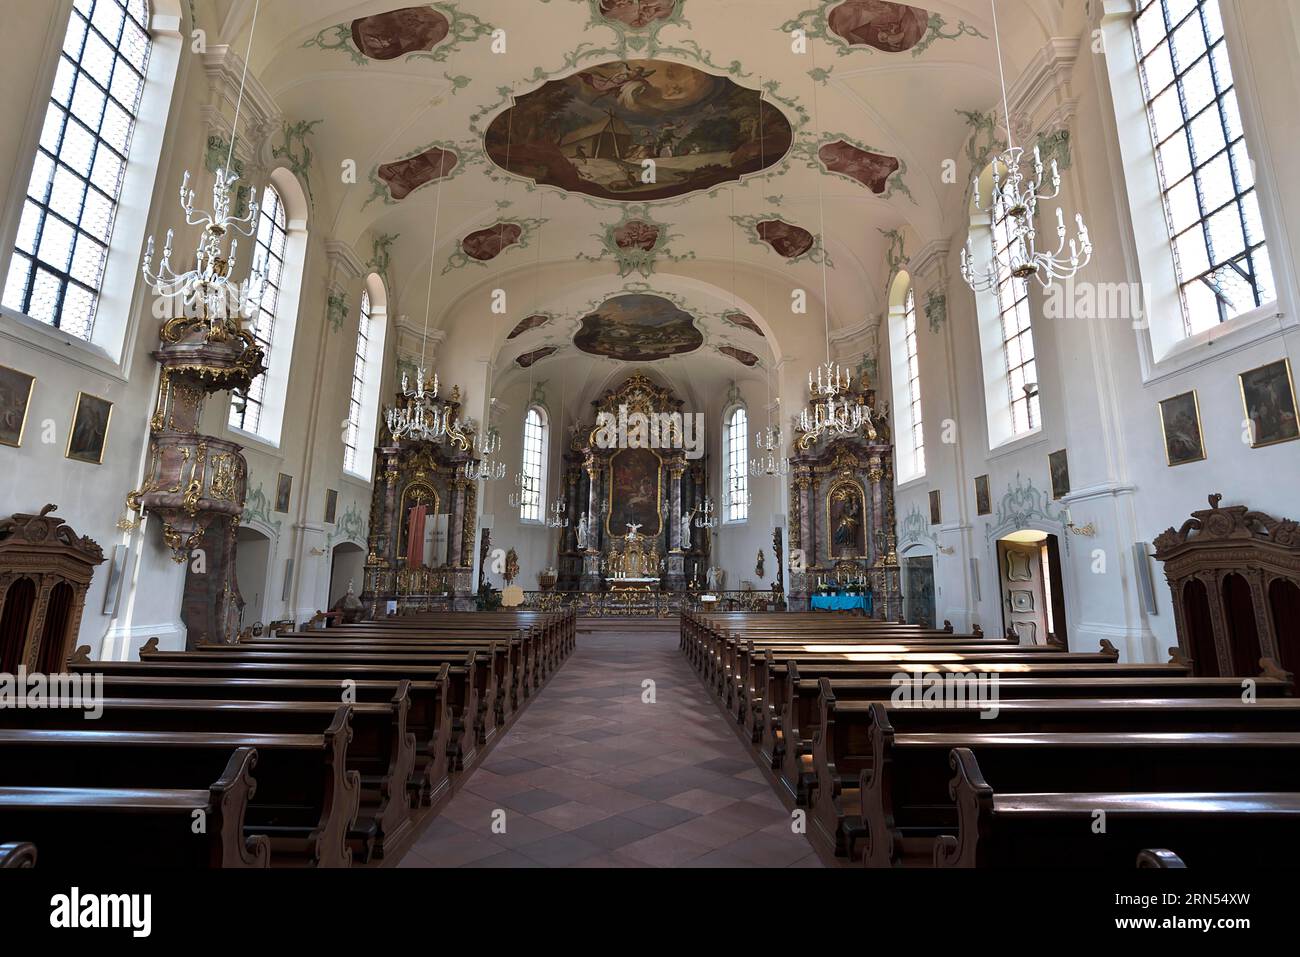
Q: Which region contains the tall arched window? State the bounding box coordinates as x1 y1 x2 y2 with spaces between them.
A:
992 191 1040 436
344 290 372 473
902 287 925 473
3 0 152 340
229 183 288 435
724 405 748 524
519 406 547 523
1133 0 1274 334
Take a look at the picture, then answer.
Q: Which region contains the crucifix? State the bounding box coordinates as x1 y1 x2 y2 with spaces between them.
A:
625 523 642 538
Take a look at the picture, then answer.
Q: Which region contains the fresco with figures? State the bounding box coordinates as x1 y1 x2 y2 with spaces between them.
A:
574 293 703 362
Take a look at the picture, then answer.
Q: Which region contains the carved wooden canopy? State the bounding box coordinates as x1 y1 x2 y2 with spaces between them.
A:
1154 493 1300 578
0 504 104 575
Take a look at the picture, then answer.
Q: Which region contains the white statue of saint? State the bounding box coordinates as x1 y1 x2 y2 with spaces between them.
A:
576 514 589 550
681 512 691 549
626 522 642 539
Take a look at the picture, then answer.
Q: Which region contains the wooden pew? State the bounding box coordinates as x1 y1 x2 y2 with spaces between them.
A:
0 747 269 868
89 672 453 807
0 843 37 868
96 648 486 769
772 666 1295 802
936 740 1300 868
0 690 413 861
863 712 1300 867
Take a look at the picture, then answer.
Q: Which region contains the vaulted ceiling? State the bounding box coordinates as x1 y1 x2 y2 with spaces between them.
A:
202 0 1076 397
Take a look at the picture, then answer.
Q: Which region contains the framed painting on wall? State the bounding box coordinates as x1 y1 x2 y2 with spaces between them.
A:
275 473 293 513
0 364 36 448
1239 358 1299 449
324 489 338 524
928 489 941 526
1048 449 1070 500
974 474 991 516
65 392 113 465
1158 391 1206 466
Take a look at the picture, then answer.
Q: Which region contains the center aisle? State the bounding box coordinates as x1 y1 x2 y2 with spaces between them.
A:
397 622 822 868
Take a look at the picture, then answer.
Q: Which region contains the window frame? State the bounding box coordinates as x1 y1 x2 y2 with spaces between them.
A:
228 182 288 436
519 405 547 525
1097 0 1296 380
343 289 371 474
991 191 1041 438
1132 0 1275 336
0 0 183 375
723 404 749 525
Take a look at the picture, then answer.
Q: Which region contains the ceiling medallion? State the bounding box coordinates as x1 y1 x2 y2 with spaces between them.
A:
484 59 792 202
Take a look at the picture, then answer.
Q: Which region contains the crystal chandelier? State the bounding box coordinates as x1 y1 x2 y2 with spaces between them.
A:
693 497 717 530
385 366 445 442
142 168 261 323
142 0 263 327
750 426 791 477
547 496 569 529
961 0 1092 292
462 459 506 482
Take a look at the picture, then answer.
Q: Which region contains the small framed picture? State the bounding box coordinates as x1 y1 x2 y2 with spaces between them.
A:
1158 390 1206 466
324 489 338 524
1048 449 1070 500
0 364 36 448
974 474 991 516
275 473 293 513
1239 358 1299 449
65 392 113 465
928 489 942 526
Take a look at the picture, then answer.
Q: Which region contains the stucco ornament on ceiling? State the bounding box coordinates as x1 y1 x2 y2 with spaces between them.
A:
484 59 792 202
576 205 695 277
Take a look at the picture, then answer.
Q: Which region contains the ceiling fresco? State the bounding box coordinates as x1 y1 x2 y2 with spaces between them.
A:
817 140 901 194
597 1 682 29
573 293 704 362
722 311 765 337
302 3 493 66
827 1 931 53
508 314 552 339
517 346 559 368
375 145 459 202
460 222 522 261
718 345 760 367
755 220 815 259
484 59 793 202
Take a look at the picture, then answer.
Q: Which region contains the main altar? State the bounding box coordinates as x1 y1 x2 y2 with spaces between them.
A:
556 373 711 593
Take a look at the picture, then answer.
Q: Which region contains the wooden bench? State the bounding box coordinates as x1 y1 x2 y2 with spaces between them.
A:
90 671 453 807
0 747 268 868
937 740 1300 867
0 690 412 861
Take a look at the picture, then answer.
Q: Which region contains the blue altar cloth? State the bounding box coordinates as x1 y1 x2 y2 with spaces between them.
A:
811 594 872 613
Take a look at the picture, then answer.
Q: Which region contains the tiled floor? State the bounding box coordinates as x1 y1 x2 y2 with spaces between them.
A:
396 624 823 868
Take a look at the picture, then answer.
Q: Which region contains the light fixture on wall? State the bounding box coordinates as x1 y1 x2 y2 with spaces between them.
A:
694 497 718 530
548 496 569 529
142 0 264 330
1062 507 1096 537
960 0 1092 292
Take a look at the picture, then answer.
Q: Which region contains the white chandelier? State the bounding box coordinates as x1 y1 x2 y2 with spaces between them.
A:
462 459 506 482
961 0 1092 292
750 426 790 477
142 0 263 325
385 367 445 443
693 497 717 530
798 360 875 447
547 496 569 529
142 168 262 322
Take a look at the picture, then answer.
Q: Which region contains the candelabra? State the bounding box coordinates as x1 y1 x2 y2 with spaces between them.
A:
808 360 851 399
798 394 874 448
386 366 447 443
142 168 262 327
462 460 506 482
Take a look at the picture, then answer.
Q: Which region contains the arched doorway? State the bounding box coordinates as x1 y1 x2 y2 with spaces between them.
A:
234 526 273 631
996 530 1068 646
329 542 366 609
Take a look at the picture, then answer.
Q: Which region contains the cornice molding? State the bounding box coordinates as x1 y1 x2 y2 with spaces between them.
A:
1007 37 1081 132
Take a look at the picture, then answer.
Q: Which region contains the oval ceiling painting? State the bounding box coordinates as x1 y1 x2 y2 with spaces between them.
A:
352 6 451 60
755 220 815 259
574 294 703 362
598 0 680 29
485 59 793 202
827 1 931 53
461 223 523 262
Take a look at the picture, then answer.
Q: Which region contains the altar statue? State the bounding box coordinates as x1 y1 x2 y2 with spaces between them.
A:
576 514 589 550
681 511 692 549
